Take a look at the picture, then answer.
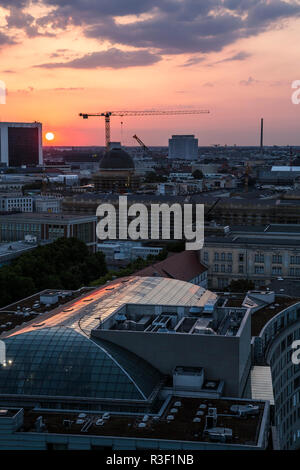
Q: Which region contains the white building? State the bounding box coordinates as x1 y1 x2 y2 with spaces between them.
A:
0 122 43 167
97 241 163 265
168 135 198 160
34 196 61 213
0 195 33 212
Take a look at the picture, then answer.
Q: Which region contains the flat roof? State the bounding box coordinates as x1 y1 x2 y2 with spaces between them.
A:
1 277 217 339
0 241 37 256
0 213 96 222
251 297 300 337
19 396 266 446
250 366 274 405
205 235 300 246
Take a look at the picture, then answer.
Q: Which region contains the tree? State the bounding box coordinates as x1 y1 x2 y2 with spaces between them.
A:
192 169 204 180
0 237 108 308
144 172 167 183
228 279 254 292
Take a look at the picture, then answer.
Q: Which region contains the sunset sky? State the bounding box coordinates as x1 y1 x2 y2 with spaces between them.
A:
0 0 300 146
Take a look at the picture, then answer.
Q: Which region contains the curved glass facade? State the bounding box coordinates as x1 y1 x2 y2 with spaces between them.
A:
256 301 300 449
0 327 161 401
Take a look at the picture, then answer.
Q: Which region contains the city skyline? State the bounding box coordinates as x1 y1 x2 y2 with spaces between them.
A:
0 1 300 146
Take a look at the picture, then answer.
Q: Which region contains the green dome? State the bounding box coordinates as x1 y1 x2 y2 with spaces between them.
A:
99 148 135 171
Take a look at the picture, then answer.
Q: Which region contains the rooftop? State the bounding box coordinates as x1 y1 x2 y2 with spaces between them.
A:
135 250 207 281
251 296 300 336
1 277 217 340
0 212 97 222
0 288 93 334
0 240 37 257
17 396 267 446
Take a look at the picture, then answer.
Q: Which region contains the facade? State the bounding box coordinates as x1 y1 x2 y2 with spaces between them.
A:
0 122 43 167
168 135 198 161
252 300 300 449
0 212 97 252
200 224 300 289
0 195 33 212
97 241 163 267
62 194 300 228
33 196 62 213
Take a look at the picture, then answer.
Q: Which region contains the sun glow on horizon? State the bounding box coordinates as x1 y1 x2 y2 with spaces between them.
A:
45 132 55 141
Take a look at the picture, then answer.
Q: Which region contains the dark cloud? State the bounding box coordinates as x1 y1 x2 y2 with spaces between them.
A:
5 6 38 37
79 0 300 55
0 31 17 45
35 48 161 69
0 0 300 60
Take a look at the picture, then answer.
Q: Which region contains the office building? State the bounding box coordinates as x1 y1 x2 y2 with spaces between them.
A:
0 212 97 252
0 195 33 212
0 122 43 167
168 135 198 161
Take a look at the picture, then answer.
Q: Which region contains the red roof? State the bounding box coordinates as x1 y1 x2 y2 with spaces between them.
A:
135 250 207 282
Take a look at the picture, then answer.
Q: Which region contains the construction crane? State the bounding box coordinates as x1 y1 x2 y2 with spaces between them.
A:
132 134 151 156
79 109 210 149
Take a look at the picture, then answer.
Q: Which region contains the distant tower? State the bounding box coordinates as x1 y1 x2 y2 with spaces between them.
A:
260 118 264 153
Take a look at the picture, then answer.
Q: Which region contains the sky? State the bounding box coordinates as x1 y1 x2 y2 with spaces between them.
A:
0 0 300 146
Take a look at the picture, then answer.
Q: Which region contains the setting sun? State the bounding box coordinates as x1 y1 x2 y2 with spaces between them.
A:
45 132 55 141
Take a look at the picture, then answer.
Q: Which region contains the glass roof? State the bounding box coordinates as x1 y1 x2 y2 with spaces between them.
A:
0 327 161 401
4 276 217 339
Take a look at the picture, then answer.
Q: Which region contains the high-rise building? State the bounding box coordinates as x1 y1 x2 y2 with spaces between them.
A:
0 122 43 167
168 134 198 160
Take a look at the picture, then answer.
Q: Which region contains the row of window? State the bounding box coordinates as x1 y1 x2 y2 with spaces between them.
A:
204 252 300 265
213 264 232 273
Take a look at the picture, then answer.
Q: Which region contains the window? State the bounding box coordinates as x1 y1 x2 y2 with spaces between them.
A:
227 264 232 273
221 264 225 273
214 252 219 261
255 265 264 274
273 254 282 264
214 264 219 273
239 265 244 273
290 256 300 265
221 252 225 261
255 253 264 263
227 253 232 261
272 266 282 276
290 268 300 277
203 252 209 262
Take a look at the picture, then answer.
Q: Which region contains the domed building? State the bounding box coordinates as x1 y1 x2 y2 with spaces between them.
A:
93 145 140 192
